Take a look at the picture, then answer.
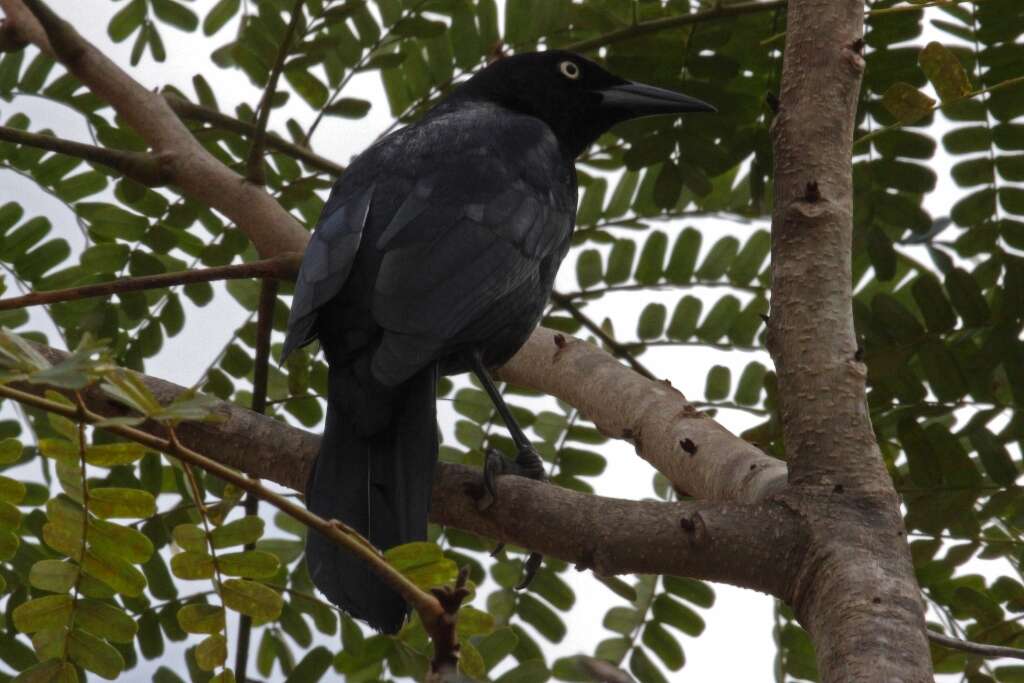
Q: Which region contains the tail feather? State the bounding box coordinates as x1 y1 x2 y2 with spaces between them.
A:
305 364 438 633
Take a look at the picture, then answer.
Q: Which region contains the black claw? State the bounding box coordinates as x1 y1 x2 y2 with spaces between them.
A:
515 552 543 590
490 542 506 558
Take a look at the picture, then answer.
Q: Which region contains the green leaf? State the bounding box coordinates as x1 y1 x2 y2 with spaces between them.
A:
204 0 240 36
284 69 329 109
494 660 550 683
177 603 226 635
918 42 972 102
517 593 566 642
970 428 1017 486
385 541 458 589
594 575 638 602
696 237 739 281
704 365 731 401
642 622 684 671
29 560 79 593
460 640 486 680
13 595 73 633
217 550 280 578
76 599 138 643
604 240 635 284
735 361 767 405
629 647 668 683
0 474 26 503
667 296 702 340
882 82 936 124
152 0 199 32
635 231 667 284
637 303 666 340
84 442 146 467
728 231 770 285
0 527 17 560
171 551 215 580
11 659 79 683
195 633 227 671
325 98 372 119
663 577 715 608
0 436 22 464
173 523 207 552
210 515 265 549
109 0 146 42
944 267 990 325
576 249 602 289
603 606 642 635
652 594 705 636
89 487 156 519
220 578 283 620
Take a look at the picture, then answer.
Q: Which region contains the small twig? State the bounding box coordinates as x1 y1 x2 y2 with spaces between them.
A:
0 124 170 186
234 279 277 683
0 254 301 311
426 566 471 682
564 0 787 53
928 631 1024 661
0 382 446 630
164 94 343 175
549 291 657 381
854 75 1024 149
245 0 306 185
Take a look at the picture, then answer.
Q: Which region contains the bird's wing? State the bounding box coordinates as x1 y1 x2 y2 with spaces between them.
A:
370 112 574 343
280 183 373 362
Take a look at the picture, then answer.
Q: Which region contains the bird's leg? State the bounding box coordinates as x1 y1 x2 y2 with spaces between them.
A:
468 351 545 589
468 352 546 491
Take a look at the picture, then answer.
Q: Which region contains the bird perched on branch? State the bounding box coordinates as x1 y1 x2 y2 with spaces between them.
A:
281 50 714 633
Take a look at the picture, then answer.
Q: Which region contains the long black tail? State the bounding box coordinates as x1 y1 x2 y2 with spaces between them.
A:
305 364 438 633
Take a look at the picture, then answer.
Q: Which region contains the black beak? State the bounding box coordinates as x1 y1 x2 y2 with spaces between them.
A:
599 82 717 117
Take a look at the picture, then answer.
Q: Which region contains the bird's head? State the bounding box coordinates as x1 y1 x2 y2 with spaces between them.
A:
452 50 716 157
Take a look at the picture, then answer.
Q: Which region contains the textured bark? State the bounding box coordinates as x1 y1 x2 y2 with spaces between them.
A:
768 0 931 680
22 345 800 591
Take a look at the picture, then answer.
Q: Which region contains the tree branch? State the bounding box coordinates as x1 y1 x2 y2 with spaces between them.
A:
767 0 930 678
0 124 170 186
495 327 787 503
245 0 305 185
18 342 799 593
563 0 786 53
550 291 657 381
163 94 344 176
0 254 300 311
2 0 309 257
928 631 1024 662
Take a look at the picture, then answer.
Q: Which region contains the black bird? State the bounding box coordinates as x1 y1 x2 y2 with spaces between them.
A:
281 50 714 633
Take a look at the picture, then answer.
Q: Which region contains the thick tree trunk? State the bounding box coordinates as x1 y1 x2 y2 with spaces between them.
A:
768 0 932 679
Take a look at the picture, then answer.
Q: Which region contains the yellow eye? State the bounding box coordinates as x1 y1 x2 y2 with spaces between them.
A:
558 61 581 80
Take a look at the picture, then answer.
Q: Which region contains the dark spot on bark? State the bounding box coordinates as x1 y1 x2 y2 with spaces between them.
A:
804 181 821 203
851 37 865 55
462 480 485 501
622 428 633 440
833 484 844 494
759 313 770 325
680 438 698 456
872 597 881 604
680 516 695 532
553 333 566 348
765 92 780 114
750 464 757 471
854 345 864 362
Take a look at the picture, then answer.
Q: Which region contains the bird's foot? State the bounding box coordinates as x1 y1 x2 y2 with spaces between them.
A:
478 445 547 511
477 445 546 589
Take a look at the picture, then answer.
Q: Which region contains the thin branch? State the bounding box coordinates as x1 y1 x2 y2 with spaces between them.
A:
0 382 446 631
245 0 305 185
549 291 657 381
854 75 1024 149
0 124 170 186
235 279 277 683
563 0 787 53
0 253 300 311
4 0 309 257
164 94 343 175
928 631 1024 661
